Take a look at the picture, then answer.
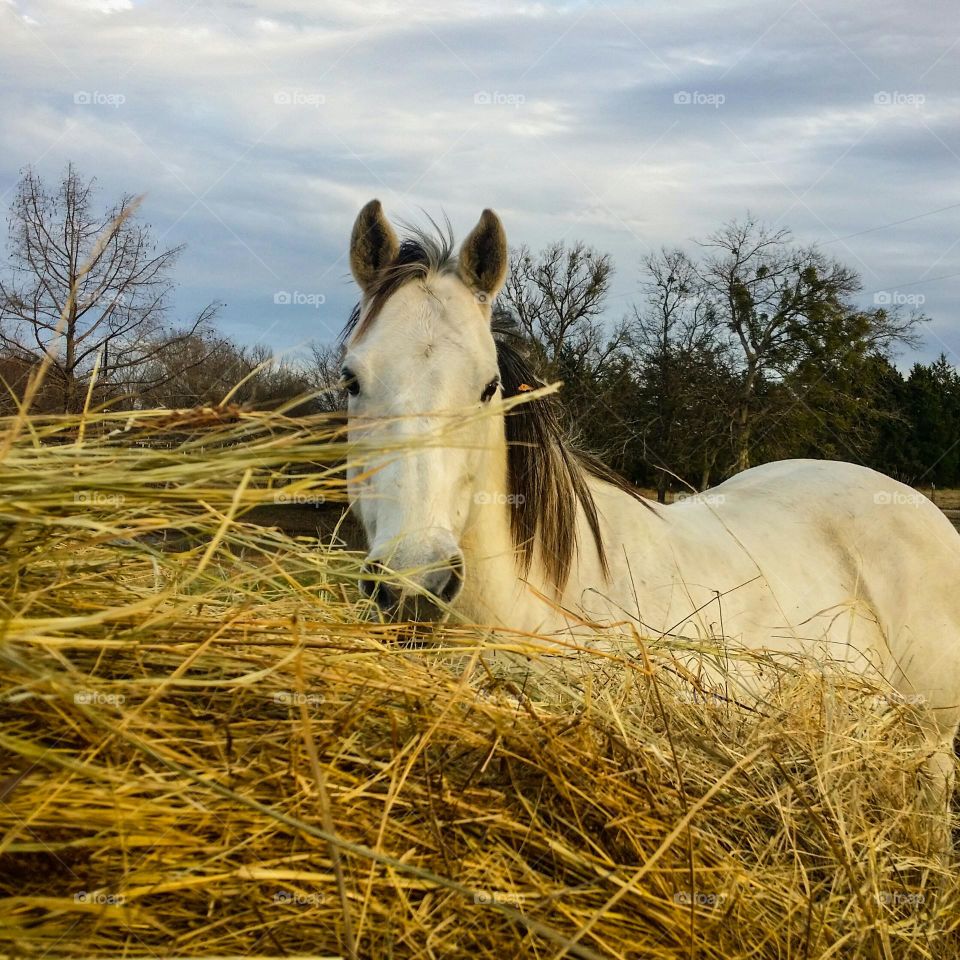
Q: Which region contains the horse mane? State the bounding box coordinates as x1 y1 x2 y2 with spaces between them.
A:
339 223 649 592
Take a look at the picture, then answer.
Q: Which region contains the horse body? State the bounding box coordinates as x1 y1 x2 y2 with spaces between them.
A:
341 200 960 839
464 454 960 709
460 438 960 848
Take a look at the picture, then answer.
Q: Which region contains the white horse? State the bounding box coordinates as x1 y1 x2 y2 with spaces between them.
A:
341 199 960 839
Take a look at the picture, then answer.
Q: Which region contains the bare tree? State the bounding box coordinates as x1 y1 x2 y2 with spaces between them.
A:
0 165 218 412
696 217 922 471
631 248 734 498
499 240 633 460
235 345 316 411
305 341 347 413
133 334 319 411
502 241 626 380
634 248 719 362
131 328 242 408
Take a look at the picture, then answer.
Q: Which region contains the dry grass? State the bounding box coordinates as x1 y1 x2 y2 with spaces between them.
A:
0 406 958 960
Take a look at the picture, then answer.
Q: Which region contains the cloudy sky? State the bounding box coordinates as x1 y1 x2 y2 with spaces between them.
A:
0 0 957 365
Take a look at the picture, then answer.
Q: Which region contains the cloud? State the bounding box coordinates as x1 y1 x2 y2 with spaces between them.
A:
0 0 957 362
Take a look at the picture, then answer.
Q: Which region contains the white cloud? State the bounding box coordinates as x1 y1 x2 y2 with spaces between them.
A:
0 0 956 360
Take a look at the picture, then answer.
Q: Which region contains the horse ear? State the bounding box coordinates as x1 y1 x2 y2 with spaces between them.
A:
350 199 400 293
458 209 508 305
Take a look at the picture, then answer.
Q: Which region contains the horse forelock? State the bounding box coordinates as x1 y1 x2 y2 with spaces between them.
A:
340 220 457 346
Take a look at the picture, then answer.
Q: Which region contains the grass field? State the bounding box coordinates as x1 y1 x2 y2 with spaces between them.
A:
1 407 958 959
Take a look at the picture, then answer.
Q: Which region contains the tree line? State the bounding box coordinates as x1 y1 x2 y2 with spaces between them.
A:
499 224 949 496
1 166 956 495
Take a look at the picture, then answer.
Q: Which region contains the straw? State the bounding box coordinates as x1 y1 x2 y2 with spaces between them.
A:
0 404 957 959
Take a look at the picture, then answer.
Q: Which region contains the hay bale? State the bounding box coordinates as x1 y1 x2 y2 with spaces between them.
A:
0 409 957 959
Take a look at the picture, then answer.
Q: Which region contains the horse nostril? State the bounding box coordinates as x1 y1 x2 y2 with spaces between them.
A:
360 561 395 609
438 554 464 603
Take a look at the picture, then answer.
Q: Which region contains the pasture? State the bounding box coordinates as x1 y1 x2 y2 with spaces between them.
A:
1 406 958 960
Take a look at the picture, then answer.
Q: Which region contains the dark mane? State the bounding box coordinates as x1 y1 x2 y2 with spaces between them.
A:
491 309 649 589
339 224 649 592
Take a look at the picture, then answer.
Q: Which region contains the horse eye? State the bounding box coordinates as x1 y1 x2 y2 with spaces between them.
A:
340 367 360 397
480 377 500 403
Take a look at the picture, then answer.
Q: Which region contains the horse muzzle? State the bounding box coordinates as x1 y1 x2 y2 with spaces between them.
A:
359 537 465 621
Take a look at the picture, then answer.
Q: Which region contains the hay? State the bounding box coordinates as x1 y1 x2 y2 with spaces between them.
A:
0 407 958 959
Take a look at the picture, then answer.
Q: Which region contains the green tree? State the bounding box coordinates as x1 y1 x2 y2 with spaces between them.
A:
696 217 922 472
